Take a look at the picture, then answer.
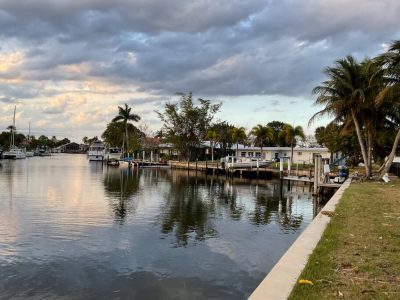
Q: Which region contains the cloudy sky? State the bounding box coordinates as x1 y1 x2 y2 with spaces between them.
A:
1 0 400 142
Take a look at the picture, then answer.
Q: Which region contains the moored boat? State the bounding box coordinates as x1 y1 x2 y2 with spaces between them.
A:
3 106 26 159
223 156 272 169
26 151 34 157
88 141 105 161
104 147 122 161
3 147 27 159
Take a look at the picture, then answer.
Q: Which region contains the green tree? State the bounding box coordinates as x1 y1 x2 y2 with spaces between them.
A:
102 121 144 150
229 126 247 152
112 103 141 154
376 40 400 175
267 121 289 146
38 135 50 147
209 121 235 158
251 124 273 159
315 124 359 165
156 92 221 161
205 129 219 161
280 124 305 163
6 125 15 149
310 56 376 177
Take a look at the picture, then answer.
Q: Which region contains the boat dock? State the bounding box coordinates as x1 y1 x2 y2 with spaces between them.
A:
168 156 345 195
102 155 346 195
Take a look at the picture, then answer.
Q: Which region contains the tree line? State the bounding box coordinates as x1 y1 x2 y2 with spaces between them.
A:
0 130 70 150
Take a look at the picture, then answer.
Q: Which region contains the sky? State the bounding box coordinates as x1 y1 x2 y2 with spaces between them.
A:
1 0 400 142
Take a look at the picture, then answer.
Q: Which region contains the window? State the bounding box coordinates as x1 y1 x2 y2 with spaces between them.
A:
256 152 261 157
298 152 302 155
248 152 253 157
241 152 246 157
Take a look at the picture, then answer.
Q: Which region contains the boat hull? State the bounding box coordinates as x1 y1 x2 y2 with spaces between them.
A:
104 153 121 161
2 150 26 159
88 154 104 161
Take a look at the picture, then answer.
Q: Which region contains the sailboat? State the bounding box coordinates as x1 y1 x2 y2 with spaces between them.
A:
26 122 34 157
2 106 27 159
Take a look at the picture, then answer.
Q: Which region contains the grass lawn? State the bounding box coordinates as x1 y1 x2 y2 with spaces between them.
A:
289 178 400 299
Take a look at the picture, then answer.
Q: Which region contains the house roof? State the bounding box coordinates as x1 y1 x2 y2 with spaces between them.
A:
231 145 329 152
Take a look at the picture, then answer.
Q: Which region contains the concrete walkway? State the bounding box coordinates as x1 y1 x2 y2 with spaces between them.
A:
249 180 351 300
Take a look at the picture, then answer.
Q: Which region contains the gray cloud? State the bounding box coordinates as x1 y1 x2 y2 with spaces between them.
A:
0 82 39 100
1 0 400 103
0 96 16 103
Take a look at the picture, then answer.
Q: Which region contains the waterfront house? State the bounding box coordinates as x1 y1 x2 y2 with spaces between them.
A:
56 142 81 153
232 145 337 164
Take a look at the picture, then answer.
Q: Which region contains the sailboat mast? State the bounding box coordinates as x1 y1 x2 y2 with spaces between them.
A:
28 122 31 142
10 105 16 149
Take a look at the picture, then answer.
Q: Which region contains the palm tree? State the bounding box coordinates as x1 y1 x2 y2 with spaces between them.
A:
310 55 373 177
280 124 305 163
205 129 219 161
229 126 247 152
251 124 273 159
376 40 400 176
112 103 141 154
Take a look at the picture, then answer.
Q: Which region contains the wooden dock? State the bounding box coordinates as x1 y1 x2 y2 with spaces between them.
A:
280 155 345 195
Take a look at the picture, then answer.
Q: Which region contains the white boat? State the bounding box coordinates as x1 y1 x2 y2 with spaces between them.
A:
104 147 122 161
38 148 51 156
26 151 34 157
224 156 272 169
3 147 27 159
2 106 26 159
88 141 105 161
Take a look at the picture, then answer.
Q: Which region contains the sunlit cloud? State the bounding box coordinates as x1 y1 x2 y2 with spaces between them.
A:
0 0 399 140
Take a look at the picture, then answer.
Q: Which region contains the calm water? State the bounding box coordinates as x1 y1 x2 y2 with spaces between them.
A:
0 154 318 299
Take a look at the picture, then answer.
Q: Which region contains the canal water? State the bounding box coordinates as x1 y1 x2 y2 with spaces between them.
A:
0 154 319 299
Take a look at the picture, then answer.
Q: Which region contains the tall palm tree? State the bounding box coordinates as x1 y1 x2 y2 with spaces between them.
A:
229 126 247 152
310 55 372 177
376 40 400 176
251 124 273 159
112 103 141 154
280 124 305 163
205 129 219 161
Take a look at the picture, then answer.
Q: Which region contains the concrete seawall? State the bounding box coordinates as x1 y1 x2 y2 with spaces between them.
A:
249 179 351 300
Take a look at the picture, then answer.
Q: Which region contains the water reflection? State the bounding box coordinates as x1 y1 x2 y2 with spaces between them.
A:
101 168 318 244
103 166 140 223
108 169 313 246
160 174 217 246
100 167 318 245
0 156 321 299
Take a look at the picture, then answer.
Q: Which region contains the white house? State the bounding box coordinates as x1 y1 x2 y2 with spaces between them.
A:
232 145 337 164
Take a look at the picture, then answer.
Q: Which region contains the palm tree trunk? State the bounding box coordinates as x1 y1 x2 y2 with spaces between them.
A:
380 128 400 176
351 109 369 177
121 135 125 155
291 135 294 165
211 141 214 161
367 130 373 177
125 121 129 155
